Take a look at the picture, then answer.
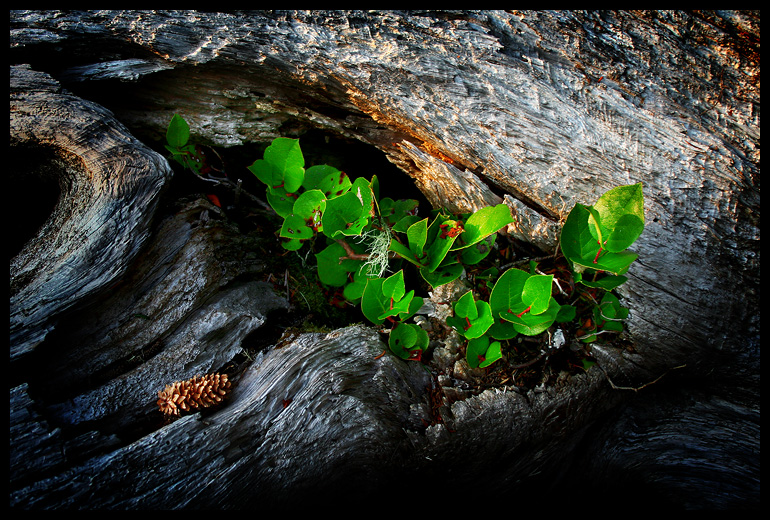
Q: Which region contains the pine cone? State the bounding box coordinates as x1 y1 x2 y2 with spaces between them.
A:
157 373 232 416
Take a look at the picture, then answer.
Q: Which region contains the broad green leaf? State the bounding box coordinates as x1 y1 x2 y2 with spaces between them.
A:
593 183 644 239
322 177 373 238
556 303 576 323
487 318 519 341
521 274 554 315
577 273 628 290
389 239 424 267
560 203 602 270
378 290 415 321
381 270 406 301
389 323 429 361
315 242 361 287
379 198 419 225
452 204 515 250
425 217 463 271
466 335 503 368
248 158 282 188
460 234 495 265
166 114 190 149
447 294 494 339
302 165 352 199
265 186 298 218
392 214 422 233
290 189 327 232
360 277 389 325
604 213 644 253
453 291 478 320
280 237 304 251
280 214 315 241
420 263 463 288
572 250 638 276
488 267 530 317
262 138 305 192
502 298 561 336
406 218 429 259
343 263 376 302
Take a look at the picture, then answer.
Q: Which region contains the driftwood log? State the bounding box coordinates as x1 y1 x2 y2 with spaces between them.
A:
9 10 759 510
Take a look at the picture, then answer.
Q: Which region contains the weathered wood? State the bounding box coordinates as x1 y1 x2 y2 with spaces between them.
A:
10 64 174 361
9 10 759 510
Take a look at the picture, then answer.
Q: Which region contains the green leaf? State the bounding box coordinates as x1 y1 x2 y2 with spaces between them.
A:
392 214 422 233
487 319 519 341
466 335 503 368
460 234 495 265
593 183 645 243
452 204 514 250
379 198 419 226
265 186 298 218
343 263 376 302
363 295 394 324
604 213 644 253
420 263 464 288
406 218 429 259
166 114 190 149
446 292 494 339
315 242 361 287
302 165 352 199
291 189 327 231
322 177 373 238
521 274 554 315
502 298 561 336
577 274 628 291
490 268 558 336
424 216 463 271
389 323 429 361
556 303 576 323
280 214 315 241
248 138 305 193
381 269 406 301
262 138 305 192
562 185 644 274
560 203 601 269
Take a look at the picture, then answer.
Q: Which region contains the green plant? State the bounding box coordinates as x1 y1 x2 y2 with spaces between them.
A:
166 116 645 370
559 183 644 342
165 113 209 175
245 134 645 364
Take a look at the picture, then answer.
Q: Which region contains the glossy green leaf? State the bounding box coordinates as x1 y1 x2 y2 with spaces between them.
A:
420 263 464 289
466 335 503 368
315 242 361 287
446 292 494 339
521 274 554 315
280 214 315 241
265 186 298 218
452 204 514 250
262 138 305 192
502 298 561 336
593 183 645 242
389 323 429 361
360 270 421 325
166 114 190 149
322 177 373 238
406 218 429 259
379 198 419 226
302 164 351 199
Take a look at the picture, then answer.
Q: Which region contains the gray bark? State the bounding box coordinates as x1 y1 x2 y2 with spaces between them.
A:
9 10 759 510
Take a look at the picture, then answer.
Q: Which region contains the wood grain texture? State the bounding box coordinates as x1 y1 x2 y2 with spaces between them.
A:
10 65 174 360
